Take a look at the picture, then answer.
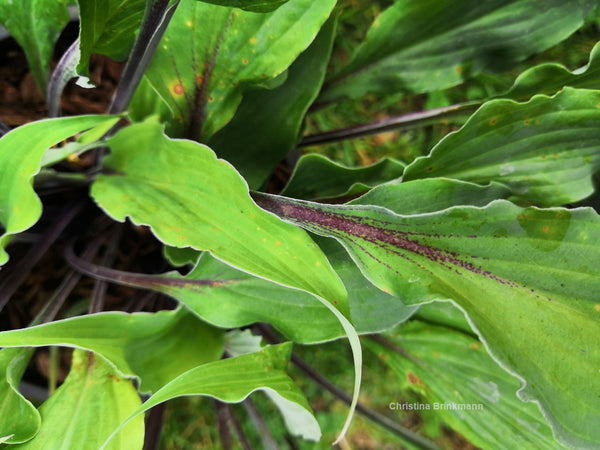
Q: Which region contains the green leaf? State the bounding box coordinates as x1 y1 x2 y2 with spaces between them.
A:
91 121 348 315
319 0 598 101
253 192 600 448
208 14 336 189
118 249 414 343
16 349 144 450
195 0 289 13
364 322 559 449
76 0 145 79
102 343 320 447
0 0 69 93
0 115 119 267
144 0 336 140
0 308 224 394
504 41 600 101
281 154 405 201
403 88 600 206
0 348 39 444
354 178 512 214
91 121 361 443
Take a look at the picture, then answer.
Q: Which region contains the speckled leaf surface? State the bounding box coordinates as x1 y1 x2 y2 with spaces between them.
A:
16 349 144 450
364 322 559 449
253 192 600 448
103 343 320 447
319 0 597 101
144 0 336 140
403 88 600 206
0 115 119 266
0 0 69 93
0 308 224 394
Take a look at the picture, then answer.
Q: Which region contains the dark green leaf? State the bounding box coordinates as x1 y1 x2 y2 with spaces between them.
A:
76 0 145 78
195 0 289 13
281 154 405 201
319 0 598 101
504 41 600 101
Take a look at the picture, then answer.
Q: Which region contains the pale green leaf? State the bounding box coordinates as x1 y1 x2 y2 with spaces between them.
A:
253 192 600 448
0 308 224 394
320 0 598 101
0 348 39 444
91 121 348 315
0 0 69 93
403 88 600 206
16 349 144 450
102 343 320 447
0 115 119 266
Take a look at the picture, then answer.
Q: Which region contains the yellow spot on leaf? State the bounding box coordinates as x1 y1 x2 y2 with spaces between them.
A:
275 241 281 246
595 304 600 311
249 37 256 44
263 238 267 243
185 20 192 27
316 261 321 266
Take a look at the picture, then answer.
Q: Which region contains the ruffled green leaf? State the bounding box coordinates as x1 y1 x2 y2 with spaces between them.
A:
0 115 119 266
403 88 600 206
102 343 320 447
0 308 224 394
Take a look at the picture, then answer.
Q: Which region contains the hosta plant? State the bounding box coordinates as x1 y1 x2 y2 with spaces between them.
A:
0 0 599 448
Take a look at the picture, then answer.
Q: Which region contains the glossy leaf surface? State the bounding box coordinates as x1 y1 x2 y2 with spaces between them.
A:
144 0 336 140
320 0 597 101
76 0 145 78
253 192 600 448
0 348 38 444
0 115 118 266
403 88 600 206
91 121 348 315
0 308 225 394
103 343 320 447
0 0 69 92
281 154 405 201
364 322 559 449
208 15 336 188
17 349 144 450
